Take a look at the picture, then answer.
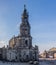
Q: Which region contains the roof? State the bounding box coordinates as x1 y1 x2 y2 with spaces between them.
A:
49 47 56 52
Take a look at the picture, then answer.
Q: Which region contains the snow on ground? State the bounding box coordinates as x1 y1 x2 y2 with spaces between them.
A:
0 61 29 65
39 60 56 65
0 60 56 65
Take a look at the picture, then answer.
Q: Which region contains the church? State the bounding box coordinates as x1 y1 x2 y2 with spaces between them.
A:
2 5 39 62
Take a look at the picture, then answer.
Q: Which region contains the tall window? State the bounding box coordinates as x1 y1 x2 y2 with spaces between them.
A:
25 40 28 46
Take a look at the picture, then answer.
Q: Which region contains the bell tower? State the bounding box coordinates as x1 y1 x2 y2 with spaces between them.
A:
20 5 30 36
19 5 32 48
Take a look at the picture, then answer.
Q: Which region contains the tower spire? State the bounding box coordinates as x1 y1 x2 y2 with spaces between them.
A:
23 4 27 14
20 5 30 36
22 5 28 21
24 4 26 10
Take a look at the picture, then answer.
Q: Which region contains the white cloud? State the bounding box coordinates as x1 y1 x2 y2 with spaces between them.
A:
0 40 6 48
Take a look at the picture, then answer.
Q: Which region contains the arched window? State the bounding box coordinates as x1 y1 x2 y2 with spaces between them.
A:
25 40 28 46
16 56 17 59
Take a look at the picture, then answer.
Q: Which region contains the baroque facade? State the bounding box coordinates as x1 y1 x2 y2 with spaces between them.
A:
2 5 39 62
40 47 56 58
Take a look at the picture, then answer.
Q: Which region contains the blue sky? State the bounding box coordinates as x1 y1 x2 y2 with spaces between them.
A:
0 0 56 53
